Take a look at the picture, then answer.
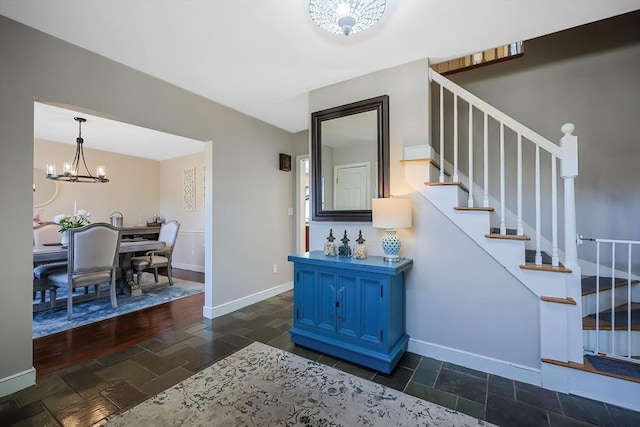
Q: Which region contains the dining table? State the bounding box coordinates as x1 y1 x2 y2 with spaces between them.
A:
33 239 166 297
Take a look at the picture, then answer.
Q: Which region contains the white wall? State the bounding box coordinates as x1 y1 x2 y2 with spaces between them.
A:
160 152 205 272
0 16 295 395
309 59 541 375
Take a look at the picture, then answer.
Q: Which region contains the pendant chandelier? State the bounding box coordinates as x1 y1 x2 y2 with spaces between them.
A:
46 117 109 183
309 0 386 36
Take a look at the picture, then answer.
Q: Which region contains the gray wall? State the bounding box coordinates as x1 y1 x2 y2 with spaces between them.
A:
0 16 295 390
440 11 640 273
309 60 540 372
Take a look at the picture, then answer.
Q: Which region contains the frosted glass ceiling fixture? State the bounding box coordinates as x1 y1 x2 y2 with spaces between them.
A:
46 117 109 183
309 0 386 36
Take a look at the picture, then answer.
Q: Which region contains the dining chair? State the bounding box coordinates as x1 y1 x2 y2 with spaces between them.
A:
130 220 180 286
33 221 62 245
33 222 66 311
47 223 122 320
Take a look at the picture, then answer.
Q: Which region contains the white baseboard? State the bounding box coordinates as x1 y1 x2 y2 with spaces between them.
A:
408 338 541 386
172 262 204 273
0 367 36 397
202 281 293 319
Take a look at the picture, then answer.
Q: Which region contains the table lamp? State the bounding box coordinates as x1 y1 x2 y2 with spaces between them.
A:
372 197 412 262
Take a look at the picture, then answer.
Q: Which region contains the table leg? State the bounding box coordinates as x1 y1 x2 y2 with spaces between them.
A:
119 253 143 297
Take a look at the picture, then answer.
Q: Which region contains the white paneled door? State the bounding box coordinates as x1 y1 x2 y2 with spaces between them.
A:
334 162 370 210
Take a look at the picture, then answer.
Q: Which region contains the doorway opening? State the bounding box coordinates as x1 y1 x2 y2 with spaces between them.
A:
32 101 208 337
296 155 310 253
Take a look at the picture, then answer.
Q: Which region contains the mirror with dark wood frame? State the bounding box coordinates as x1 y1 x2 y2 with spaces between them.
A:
311 95 389 222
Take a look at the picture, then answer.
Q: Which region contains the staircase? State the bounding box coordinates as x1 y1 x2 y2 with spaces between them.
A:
402 69 639 410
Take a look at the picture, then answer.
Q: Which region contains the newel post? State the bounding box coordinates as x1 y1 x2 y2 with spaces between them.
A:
560 123 578 271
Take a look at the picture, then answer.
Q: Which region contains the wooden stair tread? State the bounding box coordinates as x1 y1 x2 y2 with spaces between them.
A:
486 233 531 241
401 158 451 176
519 263 572 273
454 206 495 212
425 181 469 193
583 302 640 331
581 276 640 296
401 157 438 166
541 296 576 305
583 317 640 331
542 357 640 384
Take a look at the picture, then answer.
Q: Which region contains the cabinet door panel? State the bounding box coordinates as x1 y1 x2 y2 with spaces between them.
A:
295 268 317 329
360 278 384 346
336 275 360 339
317 271 336 332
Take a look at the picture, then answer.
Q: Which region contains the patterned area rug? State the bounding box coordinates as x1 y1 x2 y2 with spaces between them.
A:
32 273 203 338
107 342 496 427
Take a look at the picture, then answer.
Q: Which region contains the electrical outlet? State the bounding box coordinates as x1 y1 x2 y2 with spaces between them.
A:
272 264 278 274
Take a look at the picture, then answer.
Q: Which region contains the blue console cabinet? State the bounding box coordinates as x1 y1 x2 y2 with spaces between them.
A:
288 251 413 374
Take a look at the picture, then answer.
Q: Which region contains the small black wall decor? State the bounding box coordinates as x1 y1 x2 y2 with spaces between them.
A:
279 153 291 172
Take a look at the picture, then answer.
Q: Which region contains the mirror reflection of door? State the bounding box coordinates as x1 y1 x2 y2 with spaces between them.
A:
334 162 370 210
321 110 377 211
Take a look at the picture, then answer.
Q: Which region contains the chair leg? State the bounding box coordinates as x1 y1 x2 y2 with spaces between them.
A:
167 264 174 286
136 270 143 287
153 268 159 283
110 275 118 308
67 284 73 320
49 286 57 313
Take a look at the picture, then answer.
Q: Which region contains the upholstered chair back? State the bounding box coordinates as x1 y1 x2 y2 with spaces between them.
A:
69 223 121 273
33 222 61 246
158 220 180 249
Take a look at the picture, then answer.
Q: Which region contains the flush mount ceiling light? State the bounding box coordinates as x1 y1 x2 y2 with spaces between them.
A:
309 0 386 36
46 117 109 183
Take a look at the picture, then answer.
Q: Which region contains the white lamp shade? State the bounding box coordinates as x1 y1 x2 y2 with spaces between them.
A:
372 198 412 229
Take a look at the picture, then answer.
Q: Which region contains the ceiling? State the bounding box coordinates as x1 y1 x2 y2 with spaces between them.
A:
2 1 637 158
33 102 205 161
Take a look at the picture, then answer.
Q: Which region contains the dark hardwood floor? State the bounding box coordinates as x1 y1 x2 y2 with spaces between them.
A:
33 268 204 379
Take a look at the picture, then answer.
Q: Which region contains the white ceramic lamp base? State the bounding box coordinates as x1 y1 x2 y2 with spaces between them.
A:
381 229 402 262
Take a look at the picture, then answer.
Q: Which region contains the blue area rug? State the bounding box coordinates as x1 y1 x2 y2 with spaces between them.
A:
33 273 204 338
585 355 640 379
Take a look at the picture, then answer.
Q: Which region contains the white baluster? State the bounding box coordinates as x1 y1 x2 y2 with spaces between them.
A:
453 95 459 182
611 244 616 355
517 134 523 235
627 244 632 359
551 156 559 266
439 85 445 183
483 113 489 207
596 242 600 353
500 123 506 234
467 103 474 207
535 145 542 265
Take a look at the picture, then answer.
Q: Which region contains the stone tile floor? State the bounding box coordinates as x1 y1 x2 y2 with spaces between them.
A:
2 290 639 426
